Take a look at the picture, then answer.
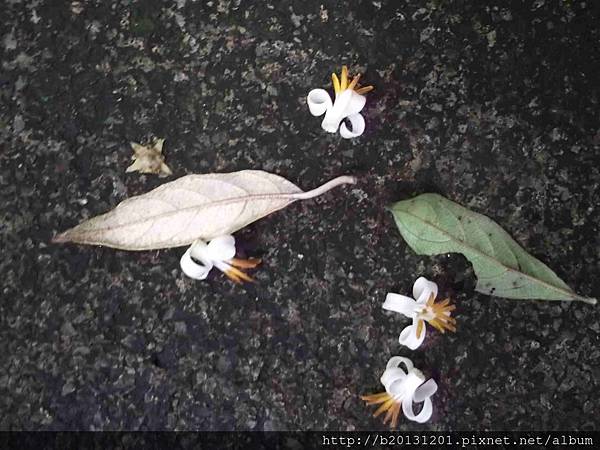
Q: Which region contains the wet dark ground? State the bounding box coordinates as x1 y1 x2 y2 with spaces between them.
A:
2 0 600 431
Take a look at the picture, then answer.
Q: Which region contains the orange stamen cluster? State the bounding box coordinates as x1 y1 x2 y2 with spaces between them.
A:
420 294 456 334
224 257 261 283
360 393 402 429
332 66 374 96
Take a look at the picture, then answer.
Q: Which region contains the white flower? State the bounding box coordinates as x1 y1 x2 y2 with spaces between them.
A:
383 277 456 350
306 66 373 139
180 235 260 283
361 356 438 426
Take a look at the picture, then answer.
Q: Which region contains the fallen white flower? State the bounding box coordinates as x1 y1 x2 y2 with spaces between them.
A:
361 356 438 425
180 235 260 283
383 277 456 350
307 66 373 139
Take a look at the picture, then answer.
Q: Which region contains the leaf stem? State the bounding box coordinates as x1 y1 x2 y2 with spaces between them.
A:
290 175 356 200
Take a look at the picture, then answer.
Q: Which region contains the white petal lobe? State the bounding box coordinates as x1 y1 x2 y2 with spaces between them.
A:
383 293 417 317
344 91 367 116
413 277 438 303
399 320 426 350
205 235 237 260
386 356 414 372
413 379 438 403
340 113 365 139
180 247 213 280
402 396 433 423
307 89 332 116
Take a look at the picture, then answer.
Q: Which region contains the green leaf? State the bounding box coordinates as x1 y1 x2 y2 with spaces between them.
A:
390 193 596 304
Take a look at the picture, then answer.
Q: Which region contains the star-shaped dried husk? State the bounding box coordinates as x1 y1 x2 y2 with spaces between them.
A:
126 138 173 177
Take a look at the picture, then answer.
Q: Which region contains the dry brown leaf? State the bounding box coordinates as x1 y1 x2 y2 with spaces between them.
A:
126 138 172 177
53 170 356 250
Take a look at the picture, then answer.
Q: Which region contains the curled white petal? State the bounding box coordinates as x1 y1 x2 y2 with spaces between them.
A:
180 246 213 280
399 371 432 423
307 89 332 117
340 113 365 139
383 293 419 318
413 276 438 304
189 240 210 264
413 378 438 403
398 318 426 350
341 90 367 116
381 367 407 394
386 356 414 372
402 394 433 423
321 90 366 134
381 357 412 395
205 235 236 261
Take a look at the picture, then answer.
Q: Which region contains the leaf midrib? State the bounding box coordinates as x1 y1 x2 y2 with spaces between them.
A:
76 191 300 234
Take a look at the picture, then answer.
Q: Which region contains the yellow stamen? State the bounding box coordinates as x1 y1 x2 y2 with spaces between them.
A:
347 73 360 91
373 396 395 418
222 257 261 284
224 266 254 284
229 257 261 269
389 402 401 428
383 402 395 424
383 402 402 428
428 318 446 333
224 268 242 283
360 392 389 405
416 318 425 339
419 295 457 334
355 85 374 95
361 392 402 429
331 66 374 95
340 65 348 90
332 73 341 94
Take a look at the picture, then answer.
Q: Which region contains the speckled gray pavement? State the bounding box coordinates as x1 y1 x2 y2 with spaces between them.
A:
2 0 599 432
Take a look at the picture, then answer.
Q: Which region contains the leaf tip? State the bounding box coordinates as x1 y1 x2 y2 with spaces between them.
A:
580 296 597 306
51 232 69 244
